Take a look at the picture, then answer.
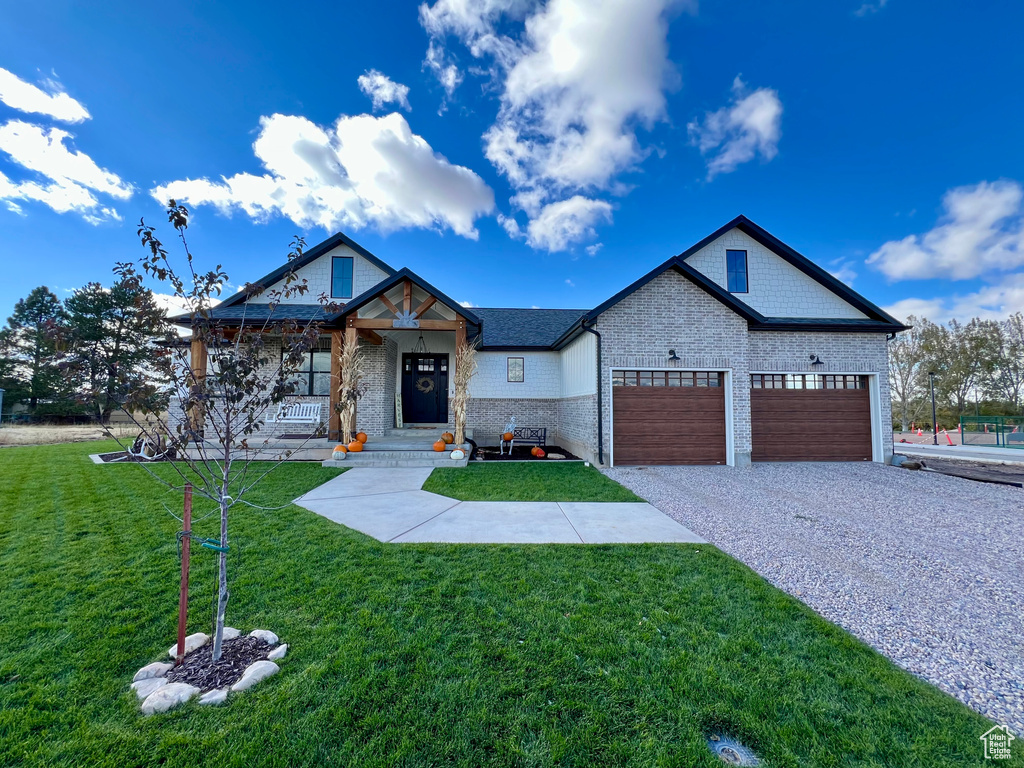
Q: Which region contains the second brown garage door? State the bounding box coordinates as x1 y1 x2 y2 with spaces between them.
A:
612 370 727 465
751 374 872 461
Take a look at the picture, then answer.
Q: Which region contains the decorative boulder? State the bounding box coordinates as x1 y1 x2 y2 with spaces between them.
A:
131 677 168 700
198 688 229 706
546 453 566 460
222 627 242 641
167 632 209 658
230 660 280 692
141 682 200 715
133 662 172 682
267 644 288 661
249 629 279 645
450 449 466 460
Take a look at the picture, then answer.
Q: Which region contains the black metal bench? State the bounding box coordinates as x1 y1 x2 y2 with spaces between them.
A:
500 427 547 454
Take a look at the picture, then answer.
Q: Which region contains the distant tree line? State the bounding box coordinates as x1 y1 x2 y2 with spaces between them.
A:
889 313 1024 431
0 279 172 423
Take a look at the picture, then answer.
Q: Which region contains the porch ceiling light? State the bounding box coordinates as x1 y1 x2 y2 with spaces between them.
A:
413 334 429 355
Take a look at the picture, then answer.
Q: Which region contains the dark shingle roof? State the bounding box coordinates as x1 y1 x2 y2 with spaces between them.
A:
753 317 909 332
473 308 586 348
171 303 328 325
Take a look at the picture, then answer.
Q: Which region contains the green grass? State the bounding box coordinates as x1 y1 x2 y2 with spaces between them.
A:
424 462 641 502
0 442 1002 767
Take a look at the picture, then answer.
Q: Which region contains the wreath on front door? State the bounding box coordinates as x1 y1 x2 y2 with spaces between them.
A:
416 376 435 393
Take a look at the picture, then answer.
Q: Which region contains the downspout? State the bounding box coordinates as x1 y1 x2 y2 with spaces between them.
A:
582 320 604 466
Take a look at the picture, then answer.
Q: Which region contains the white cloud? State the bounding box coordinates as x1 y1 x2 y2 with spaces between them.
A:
829 260 857 286
0 121 132 223
357 70 412 111
565 278 575 287
867 180 1024 281
421 0 686 250
0 68 90 123
153 111 495 239
585 243 602 256
424 40 464 101
458 299 477 307
884 273 1024 324
688 76 783 180
526 195 612 252
854 0 888 17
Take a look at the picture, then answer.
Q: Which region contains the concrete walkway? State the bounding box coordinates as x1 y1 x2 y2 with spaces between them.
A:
896 442 1024 465
294 468 704 544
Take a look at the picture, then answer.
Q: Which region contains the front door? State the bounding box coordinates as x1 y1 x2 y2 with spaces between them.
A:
402 354 449 423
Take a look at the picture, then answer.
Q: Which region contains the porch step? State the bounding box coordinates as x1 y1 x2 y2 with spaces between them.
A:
385 427 474 439
341 449 466 460
323 455 468 469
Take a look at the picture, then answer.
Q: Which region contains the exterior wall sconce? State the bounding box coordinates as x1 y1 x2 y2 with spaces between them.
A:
809 354 825 367
668 349 680 361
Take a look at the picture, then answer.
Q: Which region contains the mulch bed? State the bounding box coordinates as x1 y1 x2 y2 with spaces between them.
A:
165 636 272 692
474 445 580 461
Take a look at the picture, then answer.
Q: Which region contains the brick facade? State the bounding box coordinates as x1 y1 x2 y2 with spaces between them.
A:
467 398 559 447
557 394 598 462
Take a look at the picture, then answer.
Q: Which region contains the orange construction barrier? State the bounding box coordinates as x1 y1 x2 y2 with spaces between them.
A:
917 429 923 436
943 430 954 446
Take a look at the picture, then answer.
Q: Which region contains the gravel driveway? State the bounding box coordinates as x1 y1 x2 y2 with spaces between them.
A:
605 462 1024 734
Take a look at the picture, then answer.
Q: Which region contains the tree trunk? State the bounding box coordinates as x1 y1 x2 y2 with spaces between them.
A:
211 498 230 661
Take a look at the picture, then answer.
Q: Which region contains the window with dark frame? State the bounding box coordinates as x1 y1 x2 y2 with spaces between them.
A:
612 370 722 387
750 373 867 390
331 256 354 298
284 338 332 396
507 357 525 382
726 249 748 293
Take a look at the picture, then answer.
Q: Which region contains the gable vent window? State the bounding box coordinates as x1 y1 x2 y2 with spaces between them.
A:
726 249 748 293
332 256 354 298
507 357 525 383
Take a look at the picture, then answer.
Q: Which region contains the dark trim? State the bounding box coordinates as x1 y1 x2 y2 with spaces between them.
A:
583 257 768 326
678 215 903 325
583 321 603 466
327 267 482 326
751 319 910 333
330 254 354 299
219 232 396 308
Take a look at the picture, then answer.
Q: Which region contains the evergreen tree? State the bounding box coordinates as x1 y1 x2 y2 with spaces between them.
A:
1 286 66 411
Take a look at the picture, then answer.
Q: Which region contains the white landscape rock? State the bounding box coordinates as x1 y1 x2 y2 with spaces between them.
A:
248 629 278 645
131 677 167 700
141 682 200 715
267 644 288 661
133 662 172 682
167 632 210 658
198 688 229 706
222 627 242 641
230 660 279 692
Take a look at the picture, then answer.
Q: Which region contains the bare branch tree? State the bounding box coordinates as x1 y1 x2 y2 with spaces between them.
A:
107 201 340 661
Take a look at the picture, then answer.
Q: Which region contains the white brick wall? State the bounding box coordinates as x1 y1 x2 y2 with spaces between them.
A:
471 351 561 399
685 228 868 319
248 244 389 304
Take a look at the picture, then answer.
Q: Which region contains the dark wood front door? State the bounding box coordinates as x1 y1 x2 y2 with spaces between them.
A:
612 370 727 465
402 354 449 423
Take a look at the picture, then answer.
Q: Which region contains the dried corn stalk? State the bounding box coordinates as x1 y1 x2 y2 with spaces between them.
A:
452 339 478 445
338 334 363 444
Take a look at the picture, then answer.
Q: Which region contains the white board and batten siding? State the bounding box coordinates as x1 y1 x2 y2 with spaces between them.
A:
685 228 868 319
246 244 389 304
559 332 597 397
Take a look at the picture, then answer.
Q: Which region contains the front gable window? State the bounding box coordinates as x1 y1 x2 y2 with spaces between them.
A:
726 249 748 293
507 357 525 382
332 256 354 298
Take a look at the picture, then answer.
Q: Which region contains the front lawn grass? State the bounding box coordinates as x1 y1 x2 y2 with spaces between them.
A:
0 441 996 767
424 461 641 501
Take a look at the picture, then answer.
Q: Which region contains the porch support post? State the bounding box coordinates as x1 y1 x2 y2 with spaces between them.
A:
345 321 358 439
329 330 342 441
455 314 466 348
403 280 412 313
188 337 207 433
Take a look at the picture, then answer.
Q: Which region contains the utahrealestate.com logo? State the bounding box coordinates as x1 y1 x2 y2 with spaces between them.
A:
980 725 1015 760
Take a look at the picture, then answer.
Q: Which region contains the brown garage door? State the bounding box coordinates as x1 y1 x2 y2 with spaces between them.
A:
751 374 872 461
612 370 727 465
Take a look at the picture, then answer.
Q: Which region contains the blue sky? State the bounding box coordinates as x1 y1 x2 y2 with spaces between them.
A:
1 0 1023 322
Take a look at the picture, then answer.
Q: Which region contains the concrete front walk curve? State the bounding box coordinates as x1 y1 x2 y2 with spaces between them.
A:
294 468 705 545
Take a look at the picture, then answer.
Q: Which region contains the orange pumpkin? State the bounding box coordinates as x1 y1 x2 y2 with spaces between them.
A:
531 446 542 457
433 440 447 452
356 432 368 443
502 432 514 442
332 445 347 454
534 448 546 459
441 432 455 444
347 440 364 452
